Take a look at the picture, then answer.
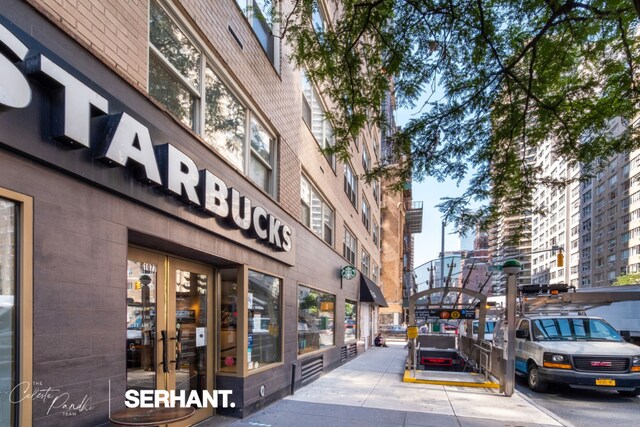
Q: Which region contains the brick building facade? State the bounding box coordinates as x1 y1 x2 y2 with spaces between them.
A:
0 1 388 425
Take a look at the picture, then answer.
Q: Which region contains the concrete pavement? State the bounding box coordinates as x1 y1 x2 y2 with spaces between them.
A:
198 341 570 427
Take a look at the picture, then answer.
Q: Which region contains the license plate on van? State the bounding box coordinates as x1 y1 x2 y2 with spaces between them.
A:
596 378 616 386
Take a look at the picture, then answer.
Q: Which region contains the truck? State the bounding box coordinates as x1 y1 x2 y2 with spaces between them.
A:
503 284 640 395
514 313 640 395
578 285 640 345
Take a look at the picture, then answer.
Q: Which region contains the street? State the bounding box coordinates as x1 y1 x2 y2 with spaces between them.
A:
515 376 639 427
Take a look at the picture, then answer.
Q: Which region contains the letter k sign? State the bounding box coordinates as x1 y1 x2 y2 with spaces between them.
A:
0 23 32 112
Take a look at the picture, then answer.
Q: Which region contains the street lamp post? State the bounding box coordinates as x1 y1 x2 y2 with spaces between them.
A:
502 259 522 397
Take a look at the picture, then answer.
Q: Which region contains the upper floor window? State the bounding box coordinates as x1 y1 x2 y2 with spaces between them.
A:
362 196 370 232
312 0 326 32
372 263 379 284
372 135 379 160
235 0 279 66
361 249 370 277
149 0 277 195
372 180 380 205
362 145 371 173
344 228 357 265
301 175 334 245
149 0 200 129
301 71 335 168
344 162 358 207
372 219 379 247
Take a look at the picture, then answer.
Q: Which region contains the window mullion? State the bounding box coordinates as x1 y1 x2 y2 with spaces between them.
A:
196 58 207 134
250 149 272 170
245 113 251 173
149 45 201 98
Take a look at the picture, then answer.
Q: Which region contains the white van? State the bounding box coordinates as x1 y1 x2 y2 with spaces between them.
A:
513 313 640 396
460 319 498 341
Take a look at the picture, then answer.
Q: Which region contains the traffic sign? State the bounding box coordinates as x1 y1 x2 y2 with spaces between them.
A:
414 309 476 320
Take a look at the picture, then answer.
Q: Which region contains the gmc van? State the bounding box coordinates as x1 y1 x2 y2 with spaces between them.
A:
513 314 640 396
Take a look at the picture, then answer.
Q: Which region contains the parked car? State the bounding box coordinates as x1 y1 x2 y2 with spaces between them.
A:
380 324 407 338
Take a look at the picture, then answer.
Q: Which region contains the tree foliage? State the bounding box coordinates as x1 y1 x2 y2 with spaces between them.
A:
612 272 640 285
281 0 640 235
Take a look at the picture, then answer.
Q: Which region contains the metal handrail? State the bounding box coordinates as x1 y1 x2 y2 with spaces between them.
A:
473 340 493 381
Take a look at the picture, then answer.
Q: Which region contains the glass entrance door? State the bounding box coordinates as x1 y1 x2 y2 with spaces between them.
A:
126 248 214 423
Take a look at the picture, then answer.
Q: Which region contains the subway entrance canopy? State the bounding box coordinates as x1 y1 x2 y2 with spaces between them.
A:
408 287 489 339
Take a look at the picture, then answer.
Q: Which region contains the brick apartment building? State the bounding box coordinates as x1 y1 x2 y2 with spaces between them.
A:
0 1 389 425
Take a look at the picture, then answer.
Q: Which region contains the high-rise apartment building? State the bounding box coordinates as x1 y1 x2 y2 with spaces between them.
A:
498 119 635 292
0 1 393 424
488 146 535 295
530 142 572 287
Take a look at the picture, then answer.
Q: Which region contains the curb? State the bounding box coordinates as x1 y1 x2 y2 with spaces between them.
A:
402 369 500 388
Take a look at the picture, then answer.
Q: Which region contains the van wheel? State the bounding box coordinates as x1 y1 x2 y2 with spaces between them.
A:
618 390 640 397
527 363 548 392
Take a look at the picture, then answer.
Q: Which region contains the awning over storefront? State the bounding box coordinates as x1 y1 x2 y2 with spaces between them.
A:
360 275 388 307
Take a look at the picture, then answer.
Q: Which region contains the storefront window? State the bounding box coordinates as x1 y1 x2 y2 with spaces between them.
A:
126 260 157 391
248 270 281 370
0 198 15 425
345 300 357 342
220 269 238 373
297 285 335 354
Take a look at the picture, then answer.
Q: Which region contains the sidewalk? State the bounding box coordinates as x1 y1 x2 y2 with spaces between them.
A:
198 341 569 427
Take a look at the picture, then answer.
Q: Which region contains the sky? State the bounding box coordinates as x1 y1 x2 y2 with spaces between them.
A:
395 100 476 269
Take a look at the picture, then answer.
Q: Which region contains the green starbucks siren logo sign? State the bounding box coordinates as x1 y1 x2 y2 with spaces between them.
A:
341 266 356 280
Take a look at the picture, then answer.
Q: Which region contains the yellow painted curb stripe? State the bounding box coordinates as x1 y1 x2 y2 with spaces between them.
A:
402 370 500 388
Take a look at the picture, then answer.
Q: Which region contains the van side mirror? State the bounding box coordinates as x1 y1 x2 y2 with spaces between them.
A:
620 330 631 342
516 329 530 340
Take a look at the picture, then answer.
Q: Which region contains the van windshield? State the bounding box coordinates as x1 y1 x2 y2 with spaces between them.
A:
532 318 622 342
472 321 496 335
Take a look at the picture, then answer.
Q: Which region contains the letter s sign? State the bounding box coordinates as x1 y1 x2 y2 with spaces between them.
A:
0 23 32 112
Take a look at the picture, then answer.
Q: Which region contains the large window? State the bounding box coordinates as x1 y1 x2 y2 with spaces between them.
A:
361 249 370 277
345 300 357 342
235 0 278 66
372 263 379 284
344 162 358 207
150 0 277 195
312 0 326 32
372 219 379 247
343 228 357 265
219 269 238 373
372 180 380 205
0 198 16 425
297 285 335 354
301 175 334 245
362 196 370 231
0 190 32 426
301 71 335 168
248 270 281 370
362 145 371 173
